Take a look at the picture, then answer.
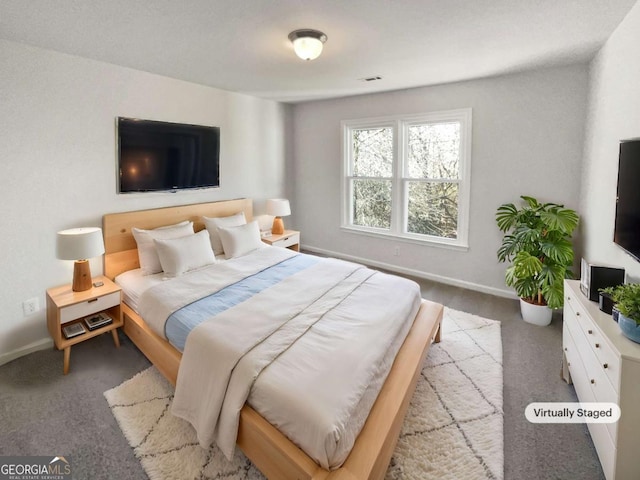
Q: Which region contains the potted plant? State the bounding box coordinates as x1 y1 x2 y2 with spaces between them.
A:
600 284 640 343
496 196 579 326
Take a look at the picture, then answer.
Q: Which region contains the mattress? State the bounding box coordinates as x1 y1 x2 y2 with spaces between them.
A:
117 247 421 470
115 268 164 314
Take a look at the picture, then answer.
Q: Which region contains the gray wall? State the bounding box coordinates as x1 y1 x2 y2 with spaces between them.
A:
0 39 290 363
291 64 589 296
580 0 640 281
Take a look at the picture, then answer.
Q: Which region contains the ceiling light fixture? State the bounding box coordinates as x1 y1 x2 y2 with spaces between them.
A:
288 29 327 61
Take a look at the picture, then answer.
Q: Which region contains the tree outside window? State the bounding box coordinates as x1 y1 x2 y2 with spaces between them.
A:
343 109 471 248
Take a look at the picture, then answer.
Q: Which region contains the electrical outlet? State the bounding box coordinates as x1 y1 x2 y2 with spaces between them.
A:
22 297 39 316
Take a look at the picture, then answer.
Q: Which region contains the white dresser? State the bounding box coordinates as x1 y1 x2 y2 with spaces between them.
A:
562 280 640 480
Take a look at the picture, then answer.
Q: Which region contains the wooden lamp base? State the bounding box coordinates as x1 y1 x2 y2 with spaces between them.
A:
271 217 285 235
72 260 93 292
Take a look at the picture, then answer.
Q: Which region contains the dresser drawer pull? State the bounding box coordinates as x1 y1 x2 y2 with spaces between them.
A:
588 329 593 334
595 343 600 348
590 379 595 384
88 298 98 303
603 363 609 369
576 312 581 316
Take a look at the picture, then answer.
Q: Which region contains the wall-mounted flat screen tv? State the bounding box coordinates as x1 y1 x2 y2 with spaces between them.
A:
614 138 640 262
117 117 220 193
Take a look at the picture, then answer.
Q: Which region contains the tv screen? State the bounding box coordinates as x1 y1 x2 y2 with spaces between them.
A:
614 139 640 261
117 117 220 193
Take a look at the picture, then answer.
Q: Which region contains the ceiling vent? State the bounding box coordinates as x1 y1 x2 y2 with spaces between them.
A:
359 76 382 82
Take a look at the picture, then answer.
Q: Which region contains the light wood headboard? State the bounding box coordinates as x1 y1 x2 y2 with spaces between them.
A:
102 198 253 280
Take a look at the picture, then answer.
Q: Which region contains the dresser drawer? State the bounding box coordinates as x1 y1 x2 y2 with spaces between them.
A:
564 322 595 403
581 323 620 394
60 291 120 324
563 280 640 480
587 421 617 480
565 292 621 392
578 331 619 443
565 325 619 474
270 232 300 248
565 295 619 445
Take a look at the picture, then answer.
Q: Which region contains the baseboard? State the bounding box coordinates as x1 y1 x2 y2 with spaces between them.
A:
302 244 516 299
0 337 53 367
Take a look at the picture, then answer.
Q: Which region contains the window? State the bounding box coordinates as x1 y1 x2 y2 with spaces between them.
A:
342 109 471 248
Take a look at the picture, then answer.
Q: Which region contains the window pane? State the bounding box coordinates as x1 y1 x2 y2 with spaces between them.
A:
407 181 458 239
352 127 393 177
352 179 392 229
407 122 460 179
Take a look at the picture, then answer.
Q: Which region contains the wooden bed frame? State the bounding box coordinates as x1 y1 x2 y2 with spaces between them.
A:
103 198 443 480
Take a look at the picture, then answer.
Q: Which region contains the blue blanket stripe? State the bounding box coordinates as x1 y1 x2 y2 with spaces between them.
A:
165 254 319 351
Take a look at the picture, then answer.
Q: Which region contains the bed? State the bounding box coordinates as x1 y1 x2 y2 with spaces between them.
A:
103 198 443 480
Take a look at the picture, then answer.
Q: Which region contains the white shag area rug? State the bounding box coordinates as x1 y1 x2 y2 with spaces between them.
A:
105 307 503 480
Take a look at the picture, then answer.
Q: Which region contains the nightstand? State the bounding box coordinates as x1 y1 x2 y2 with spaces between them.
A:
46 275 123 374
262 229 300 251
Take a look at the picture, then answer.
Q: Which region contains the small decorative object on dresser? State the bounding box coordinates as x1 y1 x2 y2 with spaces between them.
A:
580 259 625 302
600 283 640 344
46 276 123 374
562 280 640 480
261 229 300 252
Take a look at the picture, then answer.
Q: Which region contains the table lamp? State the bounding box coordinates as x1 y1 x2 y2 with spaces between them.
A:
56 227 105 292
266 199 291 235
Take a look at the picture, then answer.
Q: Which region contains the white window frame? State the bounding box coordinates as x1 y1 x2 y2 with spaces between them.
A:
341 108 472 250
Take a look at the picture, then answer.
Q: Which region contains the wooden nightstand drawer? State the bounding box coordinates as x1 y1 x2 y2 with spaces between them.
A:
60 291 120 324
262 230 300 251
270 232 300 249
47 276 123 374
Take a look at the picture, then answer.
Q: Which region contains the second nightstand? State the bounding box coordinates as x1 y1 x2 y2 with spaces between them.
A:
262 230 300 251
46 276 123 374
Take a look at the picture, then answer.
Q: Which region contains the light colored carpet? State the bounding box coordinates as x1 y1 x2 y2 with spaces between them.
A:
104 307 503 480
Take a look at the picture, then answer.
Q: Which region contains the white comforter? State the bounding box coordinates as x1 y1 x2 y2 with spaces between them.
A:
138 247 421 469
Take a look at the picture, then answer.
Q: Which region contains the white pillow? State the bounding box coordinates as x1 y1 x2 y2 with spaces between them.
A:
153 230 216 277
202 212 246 256
217 221 263 259
132 221 194 275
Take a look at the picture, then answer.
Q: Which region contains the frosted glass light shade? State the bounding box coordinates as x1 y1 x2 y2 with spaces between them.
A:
266 199 291 217
293 37 323 60
56 227 105 260
288 29 327 61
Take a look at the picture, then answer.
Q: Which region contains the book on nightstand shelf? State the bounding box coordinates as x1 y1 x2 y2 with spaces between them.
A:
63 323 86 339
84 312 113 331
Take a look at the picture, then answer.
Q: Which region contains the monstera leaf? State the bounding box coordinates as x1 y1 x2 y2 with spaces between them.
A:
496 196 579 308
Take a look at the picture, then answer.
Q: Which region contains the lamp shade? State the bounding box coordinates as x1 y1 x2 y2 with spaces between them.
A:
266 199 291 217
56 227 105 261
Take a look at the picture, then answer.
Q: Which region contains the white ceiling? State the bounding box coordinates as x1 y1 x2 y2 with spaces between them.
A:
0 0 636 103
